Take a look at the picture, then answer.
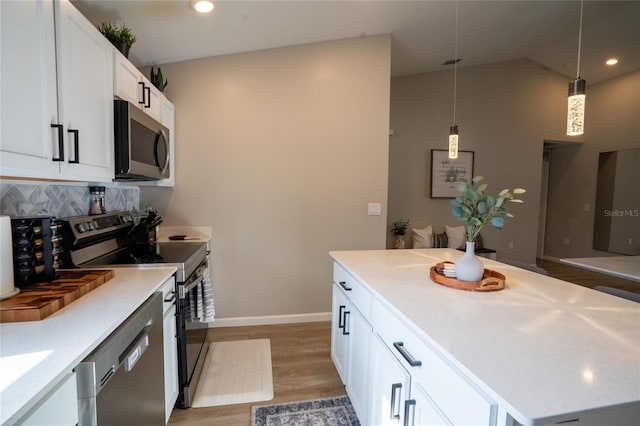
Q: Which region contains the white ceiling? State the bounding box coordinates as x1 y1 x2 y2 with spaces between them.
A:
72 0 640 84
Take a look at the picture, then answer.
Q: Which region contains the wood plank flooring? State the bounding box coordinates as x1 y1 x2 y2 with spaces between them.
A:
537 258 640 294
167 321 345 426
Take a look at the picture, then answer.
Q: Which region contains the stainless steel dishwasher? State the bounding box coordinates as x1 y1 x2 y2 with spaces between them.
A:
76 292 165 426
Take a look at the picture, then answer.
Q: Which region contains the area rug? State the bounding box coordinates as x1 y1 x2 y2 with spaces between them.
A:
191 339 273 407
251 395 360 426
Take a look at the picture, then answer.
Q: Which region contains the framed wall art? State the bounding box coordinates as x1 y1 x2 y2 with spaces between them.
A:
430 150 474 198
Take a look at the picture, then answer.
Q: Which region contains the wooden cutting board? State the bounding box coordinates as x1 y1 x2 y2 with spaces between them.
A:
0 270 115 323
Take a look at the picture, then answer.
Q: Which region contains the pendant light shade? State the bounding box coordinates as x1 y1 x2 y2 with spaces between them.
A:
448 3 460 159
449 125 459 159
567 77 586 135
567 0 586 136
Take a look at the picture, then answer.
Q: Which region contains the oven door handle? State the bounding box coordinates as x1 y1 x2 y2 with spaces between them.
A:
179 265 208 298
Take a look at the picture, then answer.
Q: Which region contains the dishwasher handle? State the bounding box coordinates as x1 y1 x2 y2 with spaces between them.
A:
122 325 151 372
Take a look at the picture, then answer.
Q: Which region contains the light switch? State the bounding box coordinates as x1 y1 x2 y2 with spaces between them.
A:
368 203 381 216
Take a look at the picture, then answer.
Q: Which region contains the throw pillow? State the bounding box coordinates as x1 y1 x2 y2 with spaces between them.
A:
411 225 433 249
446 225 466 249
432 233 448 248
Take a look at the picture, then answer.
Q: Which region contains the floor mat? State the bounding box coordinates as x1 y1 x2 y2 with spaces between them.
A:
252 395 360 426
191 339 273 407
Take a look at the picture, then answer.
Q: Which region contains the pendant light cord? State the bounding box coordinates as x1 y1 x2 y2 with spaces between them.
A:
453 2 458 124
576 0 583 78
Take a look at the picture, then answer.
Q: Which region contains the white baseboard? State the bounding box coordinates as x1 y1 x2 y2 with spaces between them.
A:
208 312 332 328
542 255 562 262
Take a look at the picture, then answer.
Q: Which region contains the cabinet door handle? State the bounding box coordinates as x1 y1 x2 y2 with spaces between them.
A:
390 383 402 420
342 311 350 335
67 129 79 163
51 124 64 161
338 305 346 329
138 81 146 105
404 399 416 426
393 342 422 367
145 86 151 108
338 281 352 291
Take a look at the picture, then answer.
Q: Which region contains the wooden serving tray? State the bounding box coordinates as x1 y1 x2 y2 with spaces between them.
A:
430 262 505 292
0 270 114 322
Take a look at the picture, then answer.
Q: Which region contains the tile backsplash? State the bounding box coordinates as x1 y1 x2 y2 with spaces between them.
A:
0 182 139 218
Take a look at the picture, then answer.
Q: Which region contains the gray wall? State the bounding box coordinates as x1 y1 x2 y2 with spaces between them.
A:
389 61 640 263
545 70 640 259
141 35 391 319
388 59 568 263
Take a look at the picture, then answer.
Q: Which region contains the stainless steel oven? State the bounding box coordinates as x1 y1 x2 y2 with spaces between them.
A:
59 211 211 409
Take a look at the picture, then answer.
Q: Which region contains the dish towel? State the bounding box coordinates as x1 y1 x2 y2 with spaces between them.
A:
197 267 215 323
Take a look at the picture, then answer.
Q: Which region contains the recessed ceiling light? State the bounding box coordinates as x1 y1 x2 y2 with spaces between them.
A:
192 0 214 13
605 58 619 66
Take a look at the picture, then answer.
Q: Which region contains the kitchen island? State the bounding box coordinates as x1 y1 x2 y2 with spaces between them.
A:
0 267 177 425
330 249 640 426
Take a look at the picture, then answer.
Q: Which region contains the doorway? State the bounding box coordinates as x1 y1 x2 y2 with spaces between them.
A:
537 140 584 259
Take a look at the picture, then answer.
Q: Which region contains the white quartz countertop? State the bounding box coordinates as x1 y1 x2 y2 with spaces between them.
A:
0 267 177 425
156 225 211 243
330 249 640 425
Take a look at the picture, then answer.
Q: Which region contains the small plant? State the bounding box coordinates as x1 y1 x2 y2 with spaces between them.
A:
390 219 410 236
99 21 136 49
150 67 168 92
451 176 526 243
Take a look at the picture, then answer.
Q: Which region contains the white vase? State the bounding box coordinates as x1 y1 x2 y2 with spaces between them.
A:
456 241 484 281
394 235 405 249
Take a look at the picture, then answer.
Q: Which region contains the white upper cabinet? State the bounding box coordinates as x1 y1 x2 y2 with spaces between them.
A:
1 0 60 178
158 98 175 187
0 0 114 182
114 52 163 123
55 0 114 181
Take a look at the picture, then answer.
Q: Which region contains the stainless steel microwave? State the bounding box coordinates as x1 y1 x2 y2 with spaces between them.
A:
114 100 170 181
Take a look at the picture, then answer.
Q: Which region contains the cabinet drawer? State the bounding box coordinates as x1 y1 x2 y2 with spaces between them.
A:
373 299 496 426
333 263 371 318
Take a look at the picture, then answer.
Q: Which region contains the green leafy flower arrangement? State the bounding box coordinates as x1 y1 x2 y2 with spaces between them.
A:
451 176 526 243
390 219 410 236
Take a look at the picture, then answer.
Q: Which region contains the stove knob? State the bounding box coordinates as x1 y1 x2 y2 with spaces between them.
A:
89 221 98 230
76 223 87 233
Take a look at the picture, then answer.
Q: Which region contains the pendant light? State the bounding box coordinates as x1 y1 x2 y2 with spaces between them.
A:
448 3 460 159
567 0 586 136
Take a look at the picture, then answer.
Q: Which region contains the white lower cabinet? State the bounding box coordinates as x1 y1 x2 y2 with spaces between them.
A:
330 265 372 425
331 261 496 426
370 335 411 426
17 372 78 425
331 283 350 383
345 306 371 423
160 277 179 424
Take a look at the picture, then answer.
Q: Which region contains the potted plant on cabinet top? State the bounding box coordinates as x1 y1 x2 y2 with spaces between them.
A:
390 219 410 249
451 176 526 281
99 21 136 58
150 66 167 92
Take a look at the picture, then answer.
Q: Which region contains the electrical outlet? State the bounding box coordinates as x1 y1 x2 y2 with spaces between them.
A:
629 238 633 246
367 203 381 216
563 237 570 246
508 241 514 249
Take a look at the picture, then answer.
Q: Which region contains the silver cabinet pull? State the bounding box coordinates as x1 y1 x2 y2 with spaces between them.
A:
394 342 422 367
390 383 402 420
